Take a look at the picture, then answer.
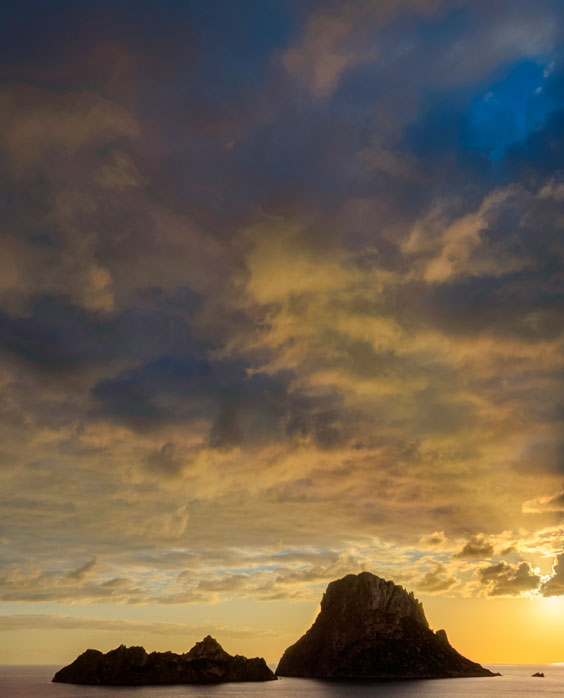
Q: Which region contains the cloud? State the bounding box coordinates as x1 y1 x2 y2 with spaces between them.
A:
415 564 458 593
418 531 452 549
144 443 185 477
0 558 145 604
0 82 227 320
280 0 442 98
66 557 99 582
541 554 564 596
402 186 532 283
2 4 564 650
0 544 442 605
454 536 494 559
94 150 148 190
523 491 564 514
0 614 279 639
0 83 139 175
477 561 541 597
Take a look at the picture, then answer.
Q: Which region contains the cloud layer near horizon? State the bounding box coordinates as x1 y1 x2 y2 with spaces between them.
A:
2 2 564 653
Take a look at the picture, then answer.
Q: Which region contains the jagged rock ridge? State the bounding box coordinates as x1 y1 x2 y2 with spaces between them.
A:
277 571 498 680
53 635 276 685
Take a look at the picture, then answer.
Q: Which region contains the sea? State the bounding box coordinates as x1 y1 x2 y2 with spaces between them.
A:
2 665 564 698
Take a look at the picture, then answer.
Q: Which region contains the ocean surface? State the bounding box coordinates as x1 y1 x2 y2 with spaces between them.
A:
2 665 563 698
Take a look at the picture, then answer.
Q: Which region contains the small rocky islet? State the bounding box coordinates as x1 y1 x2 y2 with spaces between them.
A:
54 571 498 685
52 635 276 685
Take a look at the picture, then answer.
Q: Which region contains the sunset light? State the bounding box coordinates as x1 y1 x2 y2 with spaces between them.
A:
2 2 564 696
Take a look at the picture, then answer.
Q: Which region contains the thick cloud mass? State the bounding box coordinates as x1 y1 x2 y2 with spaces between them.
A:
478 561 542 597
2 1 564 651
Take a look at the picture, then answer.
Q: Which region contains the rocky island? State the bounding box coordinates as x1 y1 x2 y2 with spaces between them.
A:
277 571 498 680
52 635 276 685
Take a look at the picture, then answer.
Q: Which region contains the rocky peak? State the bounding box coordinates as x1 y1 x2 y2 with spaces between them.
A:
185 635 230 661
321 572 429 634
435 628 449 644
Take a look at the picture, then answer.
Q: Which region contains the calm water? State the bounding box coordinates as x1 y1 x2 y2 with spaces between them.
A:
2 665 563 698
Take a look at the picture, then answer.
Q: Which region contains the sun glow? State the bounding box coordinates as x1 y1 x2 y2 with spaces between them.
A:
538 594 564 614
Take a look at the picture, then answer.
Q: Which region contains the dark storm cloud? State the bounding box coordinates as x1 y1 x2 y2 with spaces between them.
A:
0 0 304 227
2 0 564 623
93 353 348 448
0 299 204 376
0 301 114 367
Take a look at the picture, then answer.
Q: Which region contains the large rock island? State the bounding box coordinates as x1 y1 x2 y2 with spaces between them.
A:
53 635 276 685
277 571 497 680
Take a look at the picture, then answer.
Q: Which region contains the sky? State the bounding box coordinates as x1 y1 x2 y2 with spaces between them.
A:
1 0 564 667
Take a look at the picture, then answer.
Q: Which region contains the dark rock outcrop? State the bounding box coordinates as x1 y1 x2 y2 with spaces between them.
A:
532 672 545 677
277 572 498 680
53 635 276 685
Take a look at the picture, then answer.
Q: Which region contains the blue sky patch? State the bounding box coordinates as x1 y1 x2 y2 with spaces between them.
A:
461 59 557 161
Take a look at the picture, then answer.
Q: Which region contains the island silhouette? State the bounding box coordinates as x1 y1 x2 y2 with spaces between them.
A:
53 571 499 685
277 571 498 679
52 635 276 685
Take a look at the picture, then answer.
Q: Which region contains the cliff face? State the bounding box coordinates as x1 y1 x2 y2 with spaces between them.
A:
277 571 497 680
52 635 276 685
